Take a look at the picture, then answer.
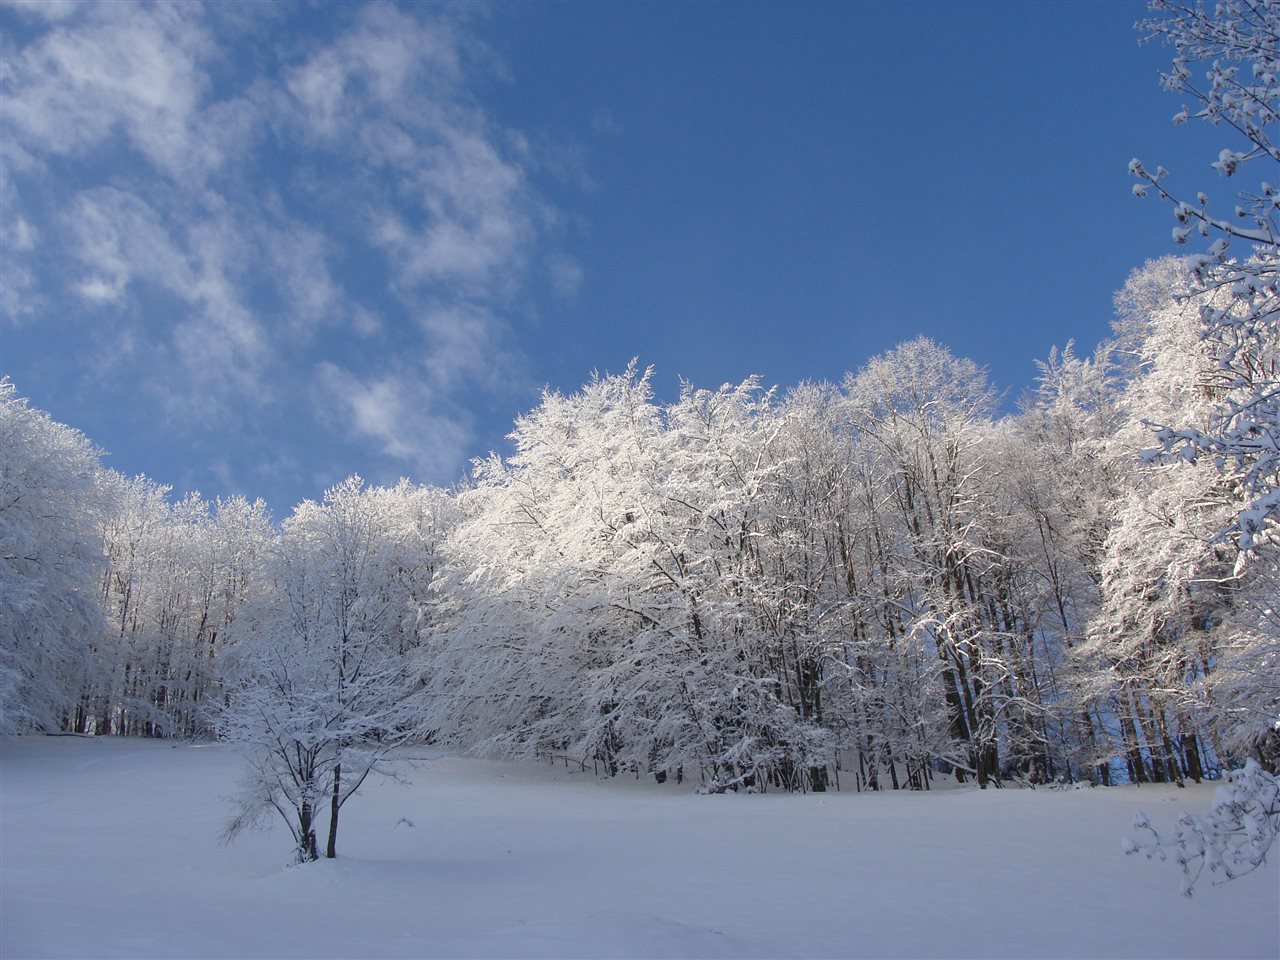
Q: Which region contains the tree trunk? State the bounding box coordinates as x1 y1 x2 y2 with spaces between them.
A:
808 765 828 792
298 801 318 863
327 763 341 859
1182 730 1205 783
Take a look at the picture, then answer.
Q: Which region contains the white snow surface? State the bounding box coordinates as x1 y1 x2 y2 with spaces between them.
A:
1 737 1276 959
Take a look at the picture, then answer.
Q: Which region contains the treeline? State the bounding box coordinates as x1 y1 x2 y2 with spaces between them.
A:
2 259 1276 791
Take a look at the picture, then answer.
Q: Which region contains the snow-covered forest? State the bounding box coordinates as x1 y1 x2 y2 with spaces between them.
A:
4 246 1277 795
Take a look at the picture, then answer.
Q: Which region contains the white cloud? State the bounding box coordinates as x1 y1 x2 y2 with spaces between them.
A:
591 108 623 137
285 4 460 137
315 361 473 485
173 216 269 393
351 307 383 338
418 303 514 392
1 1 567 497
276 7 534 298
0 213 40 318
8 217 38 252
66 187 192 302
548 252 584 299
74 276 123 305
62 187 269 408
2 0 80 22
348 379 417 461
2 2 216 180
394 129 531 291
261 218 341 337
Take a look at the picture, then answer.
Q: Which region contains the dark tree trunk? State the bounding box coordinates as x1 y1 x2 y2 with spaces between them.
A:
1119 709 1148 784
327 763 341 859
1182 731 1205 783
808 765 828 792
298 801 318 863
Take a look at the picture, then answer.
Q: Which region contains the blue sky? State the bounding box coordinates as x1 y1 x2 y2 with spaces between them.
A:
0 1 1226 513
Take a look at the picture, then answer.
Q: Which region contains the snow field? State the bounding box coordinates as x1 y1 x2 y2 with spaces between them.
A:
1 736 1276 959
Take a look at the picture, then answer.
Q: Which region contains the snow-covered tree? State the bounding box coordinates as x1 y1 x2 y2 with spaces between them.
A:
839 338 1027 787
1006 341 1130 783
1127 48 1279 781
1131 1 1278 249
1078 259 1279 784
1130 0 1280 550
82 474 271 738
1126 758 1280 896
429 366 837 791
217 477 442 862
0 380 104 733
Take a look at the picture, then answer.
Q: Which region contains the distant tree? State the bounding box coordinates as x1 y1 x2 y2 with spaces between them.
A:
1010 341 1129 783
0 380 104 733
1129 0 1279 551
82 474 272 738
841 338 1028 788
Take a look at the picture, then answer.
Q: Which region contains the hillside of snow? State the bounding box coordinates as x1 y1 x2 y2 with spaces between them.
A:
2 736 1276 959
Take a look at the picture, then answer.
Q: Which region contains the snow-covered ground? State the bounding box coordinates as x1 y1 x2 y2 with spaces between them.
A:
1 737 1276 959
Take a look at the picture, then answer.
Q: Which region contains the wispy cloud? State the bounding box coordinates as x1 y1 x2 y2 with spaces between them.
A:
277 5 536 299
3 2 215 179
65 187 192 305
547 252 585 300
418 303 516 392
1 1 563 497
314 361 474 487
